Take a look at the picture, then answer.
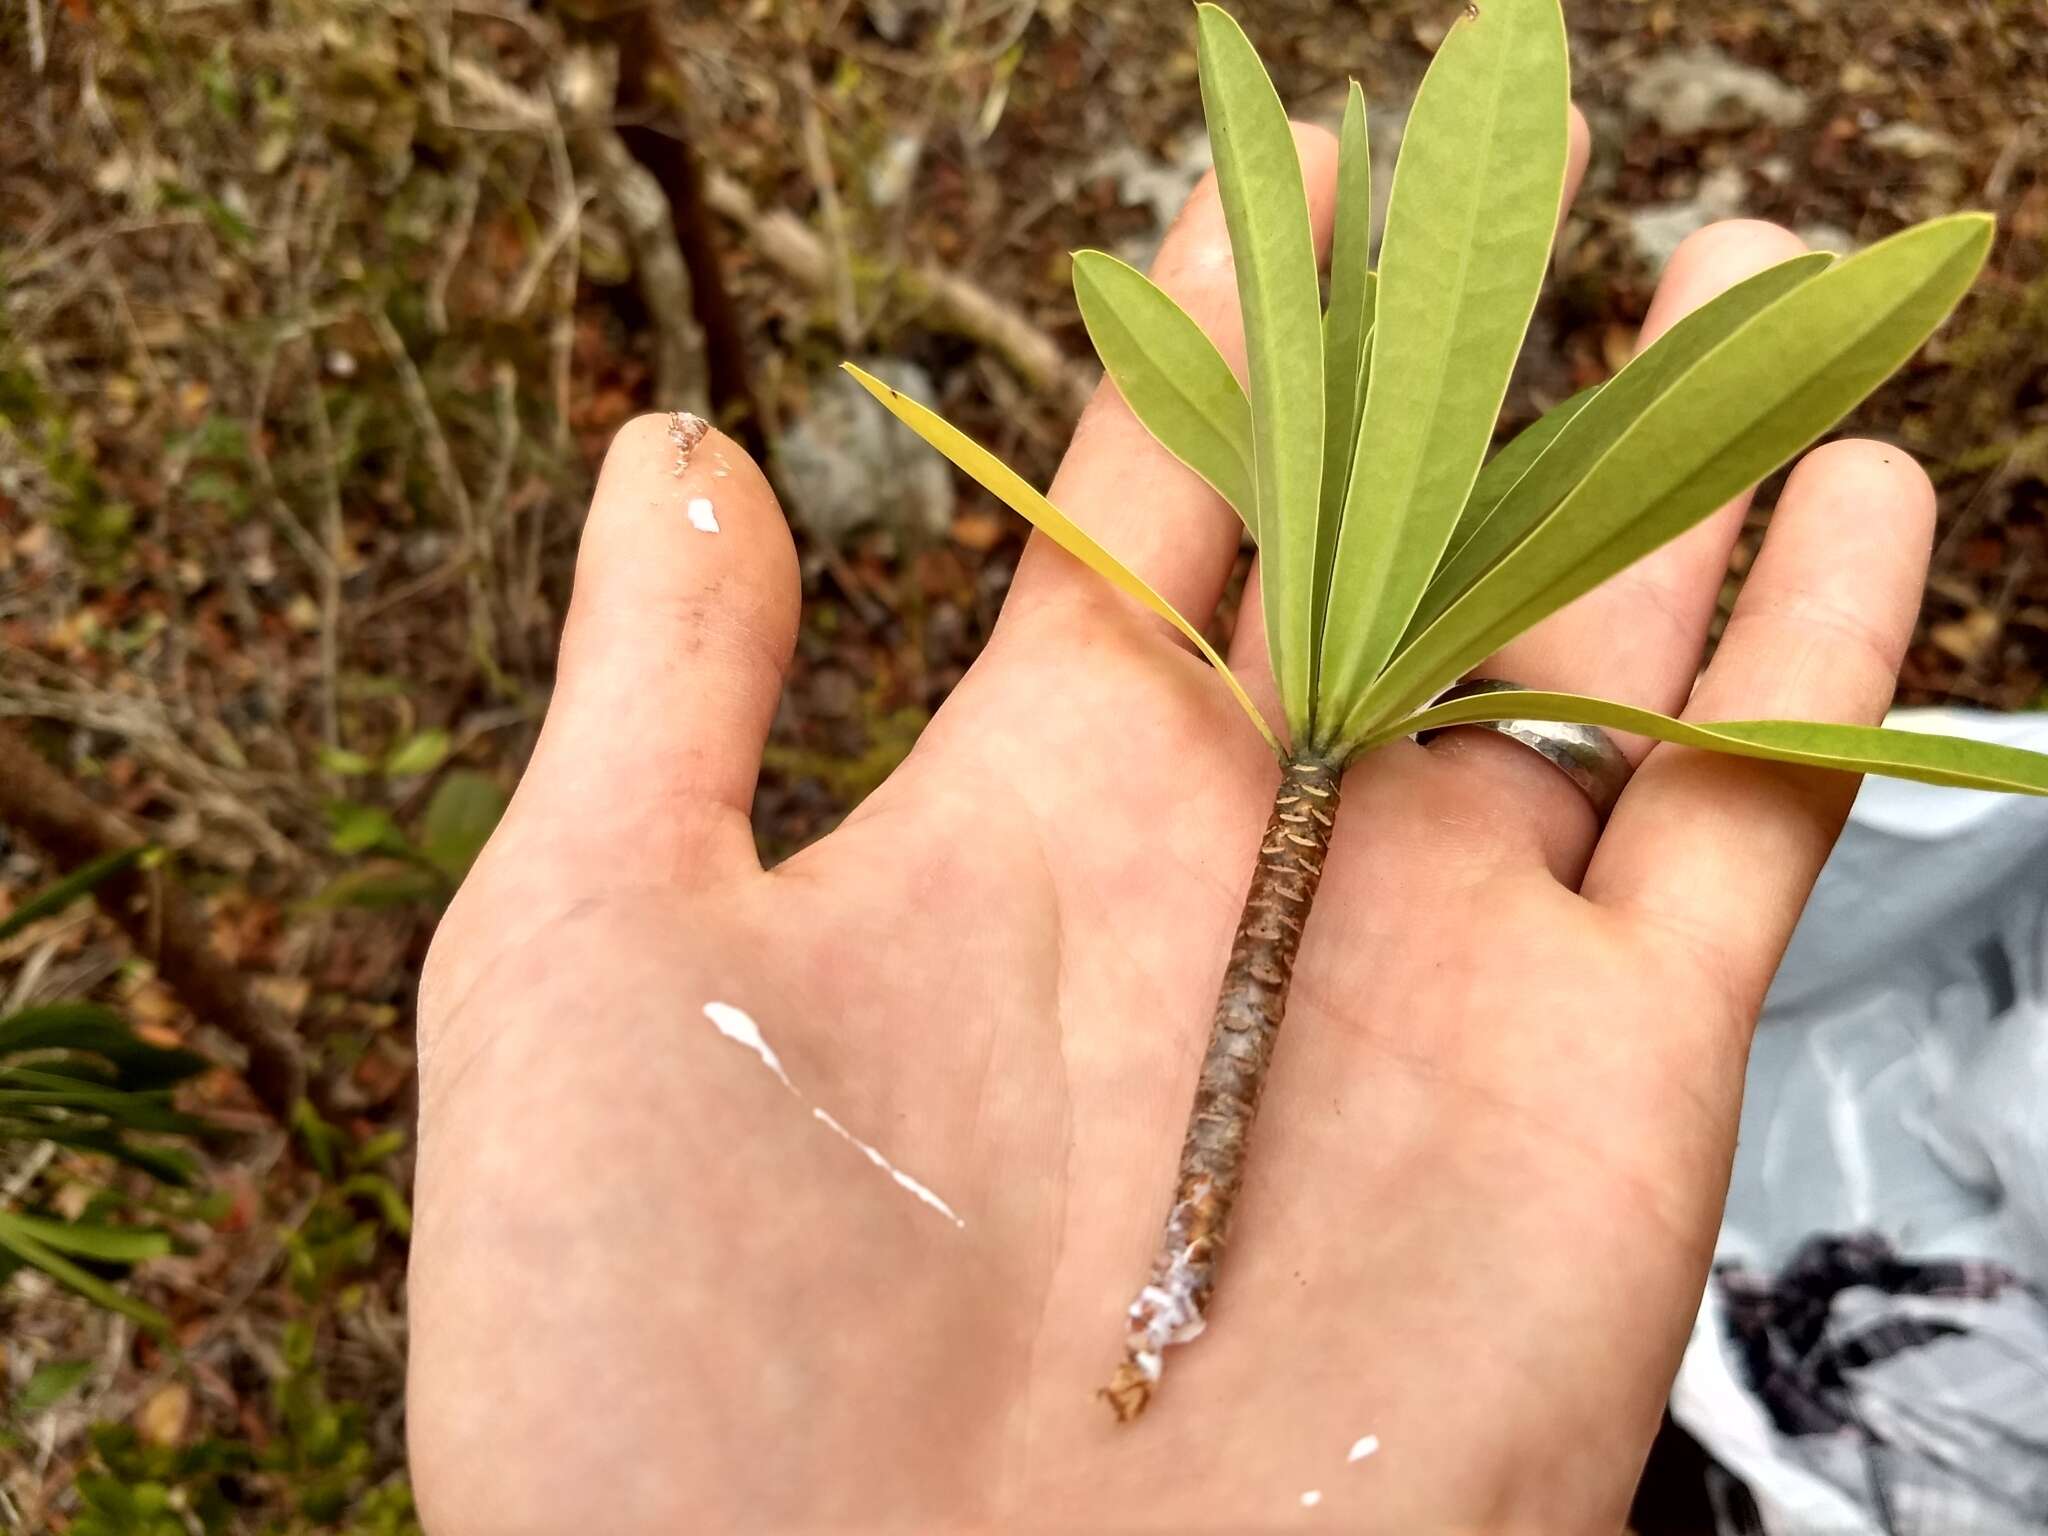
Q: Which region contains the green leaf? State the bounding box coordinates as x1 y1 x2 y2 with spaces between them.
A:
1316 0 1571 737
1349 213 1996 745
1436 383 1603 573
844 363 1281 753
1314 82 1377 662
318 745 377 777
383 729 451 778
0 1212 174 1262
1377 688 2048 797
0 1005 209 1090
0 846 150 945
1413 252 1836 635
15 1358 93 1416
418 771 508 882
306 861 447 912
1072 250 1255 529
0 1213 168 1332
340 1172 414 1237
326 801 406 858
0 1072 201 1134
14 1124 198 1185
1318 83 1375 519
1196 3 1325 740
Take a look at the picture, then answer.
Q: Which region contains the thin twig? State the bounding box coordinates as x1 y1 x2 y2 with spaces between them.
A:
369 309 502 681
426 149 487 334
301 357 346 753
25 0 46 74
792 62 863 349
0 665 305 869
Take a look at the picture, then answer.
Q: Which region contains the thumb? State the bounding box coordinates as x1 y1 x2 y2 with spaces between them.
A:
512 413 799 883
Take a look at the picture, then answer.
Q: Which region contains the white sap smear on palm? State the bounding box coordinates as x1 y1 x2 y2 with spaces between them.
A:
1347 1434 1380 1463
686 495 720 533
812 1106 966 1228
699 1001 964 1229
702 1002 793 1093
1299 1490 1322 1509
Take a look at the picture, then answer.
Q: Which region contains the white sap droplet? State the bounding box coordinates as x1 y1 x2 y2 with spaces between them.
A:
1300 1490 1322 1509
811 1106 966 1228
686 495 720 533
702 1001 793 1093
1347 1434 1380 1463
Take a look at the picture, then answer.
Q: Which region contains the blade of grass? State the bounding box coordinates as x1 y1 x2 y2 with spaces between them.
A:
1346 213 1996 746
0 1211 168 1332
0 846 151 944
1315 0 1571 736
1072 249 1256 530
1196 4 1325 739
844 364 1281 754
1375 688 2048 796
0 1211 174 1262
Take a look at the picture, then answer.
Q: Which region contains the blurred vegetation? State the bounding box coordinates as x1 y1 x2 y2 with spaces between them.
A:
2 0 2044 1526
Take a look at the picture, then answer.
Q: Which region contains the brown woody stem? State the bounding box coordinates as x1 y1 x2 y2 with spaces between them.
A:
1103 754 1343 1421
0 723 309 1123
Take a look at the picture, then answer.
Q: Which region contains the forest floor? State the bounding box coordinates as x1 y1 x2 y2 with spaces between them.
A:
1 0 2044 1528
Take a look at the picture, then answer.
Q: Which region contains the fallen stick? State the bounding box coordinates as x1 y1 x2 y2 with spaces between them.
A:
0 724 308 1123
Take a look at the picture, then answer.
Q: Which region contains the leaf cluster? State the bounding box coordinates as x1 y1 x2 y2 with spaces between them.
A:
850 2 2046 799
0 853 211 1332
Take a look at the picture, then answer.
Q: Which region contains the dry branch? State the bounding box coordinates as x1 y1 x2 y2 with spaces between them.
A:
700 168 1097 418
443 52 1094 419
566 110 710 411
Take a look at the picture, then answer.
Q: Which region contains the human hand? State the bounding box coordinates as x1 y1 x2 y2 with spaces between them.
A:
407 118 1936 1534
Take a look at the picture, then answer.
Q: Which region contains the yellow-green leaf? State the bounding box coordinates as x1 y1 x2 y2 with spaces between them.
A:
1412 252 1835 637
1314 82 1377 669
1435 383 1603 578
844 364 1281 754
1072 249 1255 530
1196 3 1324 740
1315 0 1571 737
1348 213 1996 746
1377 689 2048 797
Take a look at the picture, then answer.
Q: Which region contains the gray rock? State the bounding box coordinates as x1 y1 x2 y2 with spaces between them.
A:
1086 132 1212 268
1624 165 1748 271
1624 47 1810 137
775 359 953 547
1794 221 1857 256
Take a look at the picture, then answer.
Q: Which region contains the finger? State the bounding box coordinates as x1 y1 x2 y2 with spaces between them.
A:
504 415 798 882
1586 440 1937 1013
1431 219 1811 879
1004 122 1341 640
1226 107 1592 690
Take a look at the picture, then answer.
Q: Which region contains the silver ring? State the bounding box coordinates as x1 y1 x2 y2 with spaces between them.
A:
1417 678 1634 821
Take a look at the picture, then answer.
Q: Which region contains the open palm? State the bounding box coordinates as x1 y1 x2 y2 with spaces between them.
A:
408 125 1937 1534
